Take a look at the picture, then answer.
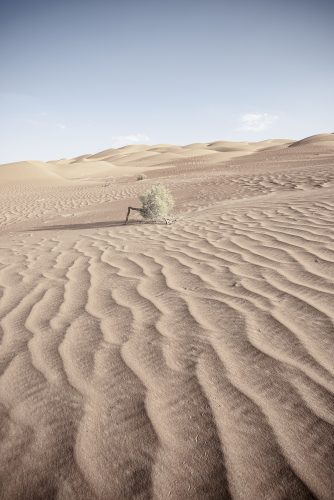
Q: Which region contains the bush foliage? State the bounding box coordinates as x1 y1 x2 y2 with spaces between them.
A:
139 184 174 220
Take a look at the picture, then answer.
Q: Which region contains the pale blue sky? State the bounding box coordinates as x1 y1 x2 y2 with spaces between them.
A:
1 0 333 163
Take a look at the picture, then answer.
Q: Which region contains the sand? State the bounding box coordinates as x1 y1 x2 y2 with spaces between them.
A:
0 133 334 499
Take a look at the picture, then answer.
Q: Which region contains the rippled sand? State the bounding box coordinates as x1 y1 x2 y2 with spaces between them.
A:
1 134 334 499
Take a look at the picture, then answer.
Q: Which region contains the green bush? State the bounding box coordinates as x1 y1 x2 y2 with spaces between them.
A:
139 184 174 220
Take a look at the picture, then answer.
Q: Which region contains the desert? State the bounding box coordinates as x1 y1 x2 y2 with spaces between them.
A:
0 133 333 499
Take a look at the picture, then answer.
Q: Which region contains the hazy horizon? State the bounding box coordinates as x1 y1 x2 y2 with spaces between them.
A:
1 0 333 163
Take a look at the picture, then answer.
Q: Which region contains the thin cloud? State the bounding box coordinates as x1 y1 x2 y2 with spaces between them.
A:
238 113 278 132
111 133 150 148
23 114 67 130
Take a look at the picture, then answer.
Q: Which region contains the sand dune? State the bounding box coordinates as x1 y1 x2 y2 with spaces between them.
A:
0 138 296 185
289 133 334 147
0 136 334 499
0 161 68 184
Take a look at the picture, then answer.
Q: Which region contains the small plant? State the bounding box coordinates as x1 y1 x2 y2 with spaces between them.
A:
125 184 175 224
140 184 174 220
136 174 146 181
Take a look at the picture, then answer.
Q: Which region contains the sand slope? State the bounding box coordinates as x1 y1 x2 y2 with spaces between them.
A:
0 135 334 499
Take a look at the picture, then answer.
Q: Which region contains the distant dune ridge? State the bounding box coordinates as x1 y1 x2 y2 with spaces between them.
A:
0 133 334 499
1 134 333 185
0 137 298 183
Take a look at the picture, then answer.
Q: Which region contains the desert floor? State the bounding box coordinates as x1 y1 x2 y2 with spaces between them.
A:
0 134 334 499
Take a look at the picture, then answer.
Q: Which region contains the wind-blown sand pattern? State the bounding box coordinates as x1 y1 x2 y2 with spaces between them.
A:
0 134 334 499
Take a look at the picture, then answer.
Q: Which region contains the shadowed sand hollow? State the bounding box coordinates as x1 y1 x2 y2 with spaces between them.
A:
0 135 334 499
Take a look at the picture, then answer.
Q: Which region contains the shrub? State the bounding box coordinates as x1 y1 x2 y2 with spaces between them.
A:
136 174 146 181
139 184 174 221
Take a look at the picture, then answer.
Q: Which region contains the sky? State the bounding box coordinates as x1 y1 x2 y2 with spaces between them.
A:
1 0 333 163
